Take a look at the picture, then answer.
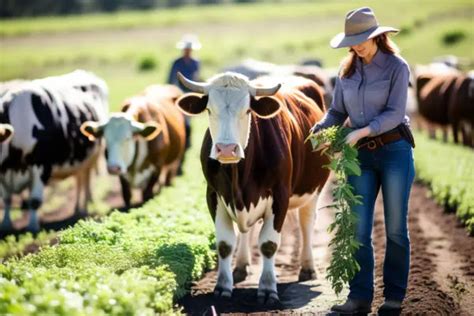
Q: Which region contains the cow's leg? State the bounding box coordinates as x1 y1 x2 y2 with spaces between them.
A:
119 176 132 208
298 194 318 281
142 173 159 203
84 165 93 205
214 200 236 298
257 213 281 305
0 197 13 231
452 121 459 144
233 231 251 283
74 172 85 215
27 167 44 233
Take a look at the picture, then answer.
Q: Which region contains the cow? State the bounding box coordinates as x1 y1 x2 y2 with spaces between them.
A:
448 74 474 147
0 70 108 232
0 124 14 143
223 59 333 106
80 84 187 208
175 72 331 304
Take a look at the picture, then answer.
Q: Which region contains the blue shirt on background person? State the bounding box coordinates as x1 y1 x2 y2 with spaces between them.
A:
167 57 200 92
313 49 410 136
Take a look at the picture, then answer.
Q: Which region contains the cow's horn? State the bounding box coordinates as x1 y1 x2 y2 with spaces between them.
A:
177 72 209 94
249 83 282 97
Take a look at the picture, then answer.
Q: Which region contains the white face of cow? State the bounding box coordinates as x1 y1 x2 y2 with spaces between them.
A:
80 113 161 175
176 72 282 164
206 88 252 162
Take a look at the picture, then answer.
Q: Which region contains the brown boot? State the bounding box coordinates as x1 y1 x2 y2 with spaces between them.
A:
331 298 371 314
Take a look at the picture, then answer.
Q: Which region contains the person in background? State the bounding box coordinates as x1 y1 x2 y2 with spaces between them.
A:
168 34 201 173
311 7 415 315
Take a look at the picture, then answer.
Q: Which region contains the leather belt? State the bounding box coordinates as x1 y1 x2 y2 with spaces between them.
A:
357 128 403 151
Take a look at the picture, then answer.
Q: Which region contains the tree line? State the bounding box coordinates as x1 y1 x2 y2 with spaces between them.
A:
0 0 260 18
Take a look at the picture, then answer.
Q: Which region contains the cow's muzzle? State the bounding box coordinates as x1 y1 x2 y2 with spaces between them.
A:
107 165 123 175
215 143 241 164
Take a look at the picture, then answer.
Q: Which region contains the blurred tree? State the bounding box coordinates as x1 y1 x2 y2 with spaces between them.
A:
97 0 121 12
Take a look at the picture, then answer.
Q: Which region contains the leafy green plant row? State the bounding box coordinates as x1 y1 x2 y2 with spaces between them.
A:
0 231 56 260
413 132 474 234
0 119 215 315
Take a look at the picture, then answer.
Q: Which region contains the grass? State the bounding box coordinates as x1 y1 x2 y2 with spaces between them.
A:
1 0 471 37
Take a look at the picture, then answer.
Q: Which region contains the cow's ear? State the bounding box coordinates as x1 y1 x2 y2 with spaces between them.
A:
0 124 14 143
250 96 281 119
135 122 162 141
80 121 104 141
176 93 208 116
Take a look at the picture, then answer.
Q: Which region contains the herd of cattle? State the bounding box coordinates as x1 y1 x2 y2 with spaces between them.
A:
0 55 472 303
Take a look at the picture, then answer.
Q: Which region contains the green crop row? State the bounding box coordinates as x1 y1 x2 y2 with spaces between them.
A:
414 132 474 234
0 118 215 315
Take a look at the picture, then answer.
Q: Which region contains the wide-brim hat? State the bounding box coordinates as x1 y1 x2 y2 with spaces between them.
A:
176 34 202 50
330 7 399 49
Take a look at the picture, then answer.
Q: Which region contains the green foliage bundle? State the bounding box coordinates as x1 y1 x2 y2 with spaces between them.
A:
307 126 362 295
414 132 474 234
0 120 215 315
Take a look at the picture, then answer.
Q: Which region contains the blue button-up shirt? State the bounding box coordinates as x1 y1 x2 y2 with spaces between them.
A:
314 50 410 136
168 57 200 93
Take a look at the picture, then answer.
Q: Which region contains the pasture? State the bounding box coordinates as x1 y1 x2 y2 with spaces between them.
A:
1 0 474 314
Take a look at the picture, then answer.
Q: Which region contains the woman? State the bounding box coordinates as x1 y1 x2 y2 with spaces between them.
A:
311 7 415 315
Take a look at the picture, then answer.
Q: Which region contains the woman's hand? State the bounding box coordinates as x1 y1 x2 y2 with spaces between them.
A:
345 126 371 146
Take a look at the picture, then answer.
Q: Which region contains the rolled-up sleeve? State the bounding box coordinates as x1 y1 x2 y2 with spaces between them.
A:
368 63 410 136
312 76 348 132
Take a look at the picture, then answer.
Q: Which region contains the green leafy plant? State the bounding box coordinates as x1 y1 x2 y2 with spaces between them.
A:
307 126 363 295
413 131 474 235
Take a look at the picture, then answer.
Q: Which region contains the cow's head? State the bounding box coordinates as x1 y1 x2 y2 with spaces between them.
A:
80 113 161 175
0 124 14 143
176 72 282 164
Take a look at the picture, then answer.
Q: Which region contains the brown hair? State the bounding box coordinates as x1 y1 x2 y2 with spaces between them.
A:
339 33 400 79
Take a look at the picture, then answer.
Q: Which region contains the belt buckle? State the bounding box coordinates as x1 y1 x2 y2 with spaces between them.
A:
367 140 377 150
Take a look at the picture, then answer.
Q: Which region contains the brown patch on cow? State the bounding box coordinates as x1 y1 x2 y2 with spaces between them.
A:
260 241 278 258
218 241 232 259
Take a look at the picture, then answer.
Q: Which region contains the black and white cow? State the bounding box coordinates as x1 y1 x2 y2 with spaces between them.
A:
0 70 108 232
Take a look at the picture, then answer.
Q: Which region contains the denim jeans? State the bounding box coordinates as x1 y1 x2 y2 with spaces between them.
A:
347 139 415 302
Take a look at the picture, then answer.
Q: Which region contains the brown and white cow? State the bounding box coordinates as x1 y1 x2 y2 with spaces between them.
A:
0 70 108 232
0 124 14 143
176 72 330 304
81 84 187 208
448 74 474 147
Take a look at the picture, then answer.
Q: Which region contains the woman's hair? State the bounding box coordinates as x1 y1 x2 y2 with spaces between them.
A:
339 33 400 78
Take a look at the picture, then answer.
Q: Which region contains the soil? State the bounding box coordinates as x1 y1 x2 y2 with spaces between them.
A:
179 183 474 316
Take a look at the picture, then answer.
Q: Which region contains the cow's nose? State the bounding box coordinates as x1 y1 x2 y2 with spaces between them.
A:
107 165 122 175
215 143 239 158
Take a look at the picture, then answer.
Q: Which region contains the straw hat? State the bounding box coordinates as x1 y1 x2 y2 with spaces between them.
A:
176 34 202 50
330 7 399 49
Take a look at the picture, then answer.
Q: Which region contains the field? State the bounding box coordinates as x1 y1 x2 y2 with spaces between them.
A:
1 0 474 314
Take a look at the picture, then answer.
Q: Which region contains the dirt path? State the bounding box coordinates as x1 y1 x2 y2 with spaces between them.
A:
179 183 474 315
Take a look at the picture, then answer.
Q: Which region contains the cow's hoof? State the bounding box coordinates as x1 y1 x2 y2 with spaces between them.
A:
214 287 232 299
298 268 317 281
233 266 249 284
257 290 280 306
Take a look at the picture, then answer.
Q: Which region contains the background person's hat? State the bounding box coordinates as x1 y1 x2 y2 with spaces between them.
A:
176 34 202 50
330 7 399 49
